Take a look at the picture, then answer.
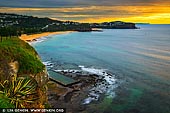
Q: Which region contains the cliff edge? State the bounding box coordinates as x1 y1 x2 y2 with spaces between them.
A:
0 37 49 108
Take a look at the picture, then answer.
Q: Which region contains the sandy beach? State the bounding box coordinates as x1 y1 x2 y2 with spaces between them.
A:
20 31 74 42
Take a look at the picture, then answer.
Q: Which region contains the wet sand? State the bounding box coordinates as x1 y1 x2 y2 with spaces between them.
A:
20 31 74 42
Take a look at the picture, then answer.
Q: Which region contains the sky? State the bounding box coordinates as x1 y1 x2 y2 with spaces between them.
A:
0 0 170 24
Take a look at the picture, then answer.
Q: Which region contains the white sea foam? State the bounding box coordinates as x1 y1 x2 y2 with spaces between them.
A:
50 65 118 105
79 65 116 84
79 65 118 104
79 65 107 76
43 61 54 68
54 69 80 73
82 97 93 104
29 36 48 45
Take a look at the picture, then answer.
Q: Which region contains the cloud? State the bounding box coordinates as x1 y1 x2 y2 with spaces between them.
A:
0 0 170 7
0 0 170 23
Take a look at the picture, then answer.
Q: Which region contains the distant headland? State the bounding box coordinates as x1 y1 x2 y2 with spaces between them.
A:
0 13 137 36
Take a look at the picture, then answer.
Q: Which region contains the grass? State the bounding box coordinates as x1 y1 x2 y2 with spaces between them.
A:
0 37 44 74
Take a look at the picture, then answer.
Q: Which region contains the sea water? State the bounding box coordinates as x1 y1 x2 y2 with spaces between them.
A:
33 24 170 113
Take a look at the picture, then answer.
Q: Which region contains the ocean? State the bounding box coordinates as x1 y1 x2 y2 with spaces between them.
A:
33 24 170 113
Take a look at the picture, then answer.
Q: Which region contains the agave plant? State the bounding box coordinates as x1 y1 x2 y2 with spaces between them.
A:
0 74 38 108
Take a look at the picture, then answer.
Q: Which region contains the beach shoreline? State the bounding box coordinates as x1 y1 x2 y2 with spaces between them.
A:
20 31 74 42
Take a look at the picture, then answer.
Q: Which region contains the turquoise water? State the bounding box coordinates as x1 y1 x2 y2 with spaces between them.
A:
33 25 170 113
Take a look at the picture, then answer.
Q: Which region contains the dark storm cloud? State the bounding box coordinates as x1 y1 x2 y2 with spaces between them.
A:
0 0 169 7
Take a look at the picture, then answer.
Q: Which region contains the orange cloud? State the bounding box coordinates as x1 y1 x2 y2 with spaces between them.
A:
0 5 170 24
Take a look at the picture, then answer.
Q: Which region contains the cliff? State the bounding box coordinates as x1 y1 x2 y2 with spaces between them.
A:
0 37 49 108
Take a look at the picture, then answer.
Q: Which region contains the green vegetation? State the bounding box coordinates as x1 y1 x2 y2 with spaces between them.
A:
0 37 44 74
0 27 21 38
0 74 37 108
0 13 92 35
0 94 15 108
0 13 136 37
0 36 47 108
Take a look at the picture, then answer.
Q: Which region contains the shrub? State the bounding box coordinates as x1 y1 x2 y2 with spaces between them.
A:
0 74 38 108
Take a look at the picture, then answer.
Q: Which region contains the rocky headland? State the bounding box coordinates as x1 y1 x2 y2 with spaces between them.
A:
46 63 118 113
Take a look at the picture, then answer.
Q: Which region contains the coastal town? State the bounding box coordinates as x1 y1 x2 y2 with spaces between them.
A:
0 13 137 35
